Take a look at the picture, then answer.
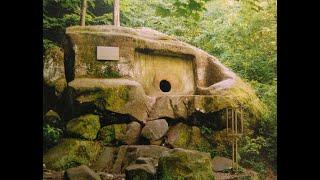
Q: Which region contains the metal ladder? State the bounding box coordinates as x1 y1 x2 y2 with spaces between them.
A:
226 107 244 171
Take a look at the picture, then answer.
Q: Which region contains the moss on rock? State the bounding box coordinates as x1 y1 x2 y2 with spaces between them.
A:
98 126 115 145
44 110 63 128
66 114 100 140
43 138 103 170
98 122 141 145
68 78 152 123
102 86 129 112
158 148 215 180
167 123 212 151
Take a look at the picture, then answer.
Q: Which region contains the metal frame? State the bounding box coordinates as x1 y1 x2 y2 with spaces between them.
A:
226 106 244 171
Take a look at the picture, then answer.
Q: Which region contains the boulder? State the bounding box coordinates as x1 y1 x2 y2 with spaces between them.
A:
43 138 103 170
64 165 101 180
43 47 67 114
125 163 156 180
66 114 100 140
65 25 266 127
43 110 63 128
211 156 233 172
67 78 155 123
98 121 141 145
141 119 168 141
167 123 189 148
158 148 215 180
43 47 65 87
112 145 170 174
167 123 211 151
117 121 141 145
90 147 116 172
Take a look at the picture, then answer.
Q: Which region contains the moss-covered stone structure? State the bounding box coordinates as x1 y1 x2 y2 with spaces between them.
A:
43 25 265 179
64 25 265 123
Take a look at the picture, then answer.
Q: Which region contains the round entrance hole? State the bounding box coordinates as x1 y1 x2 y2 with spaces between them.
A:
160 80 171 92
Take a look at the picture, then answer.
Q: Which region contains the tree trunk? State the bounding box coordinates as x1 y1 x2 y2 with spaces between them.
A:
80 0 87 26
113 0 120 27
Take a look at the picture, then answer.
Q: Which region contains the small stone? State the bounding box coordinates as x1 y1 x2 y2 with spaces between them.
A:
97 172 114 180
64 165 101 180
114 121 141 145
141 119 168 141
112 145 170 174
125 163 156 180
91 147 116 172
211 156 233 172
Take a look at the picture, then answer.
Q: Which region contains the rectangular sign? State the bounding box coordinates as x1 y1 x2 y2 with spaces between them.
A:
97 46 119 61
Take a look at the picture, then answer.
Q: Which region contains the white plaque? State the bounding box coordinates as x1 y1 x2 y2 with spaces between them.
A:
97 46 119 61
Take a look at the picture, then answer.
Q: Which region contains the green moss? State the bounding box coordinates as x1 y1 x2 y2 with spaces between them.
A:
97 123 129 145
174 124 190 148
103 65 121 78
54 78 67 95
43 138 103 170
158 149 215 180
207 79 267 119
98 125 115 145
190 127 212 154
103 87 130 112
44 110 62 128
170 123 212 152
66 114 100 140
113 123 127 141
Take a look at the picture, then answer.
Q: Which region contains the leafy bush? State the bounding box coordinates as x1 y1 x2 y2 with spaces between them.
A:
239 135 267 176
43 39 59 53
43 124 63 151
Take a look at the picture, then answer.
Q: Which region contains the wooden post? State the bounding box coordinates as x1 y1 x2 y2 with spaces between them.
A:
113 0 120 26
80 0 87 26
231 109 234 134
235 109 237 170
236 139 238 170
231 108 234 169
241 107 244 134
232 139 234 168
226 108 228 134
235 110 237 135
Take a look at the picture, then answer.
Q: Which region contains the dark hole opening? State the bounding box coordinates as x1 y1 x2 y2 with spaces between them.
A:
160 80 171 92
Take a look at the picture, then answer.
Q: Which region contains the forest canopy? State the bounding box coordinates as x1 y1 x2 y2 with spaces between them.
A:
43 0 276 177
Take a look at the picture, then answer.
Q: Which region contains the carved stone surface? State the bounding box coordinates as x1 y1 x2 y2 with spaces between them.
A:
64 25 265 123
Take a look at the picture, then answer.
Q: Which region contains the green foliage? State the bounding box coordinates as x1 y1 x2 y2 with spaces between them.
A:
239 136 267 176
250 81 277 172
43 0 114 45
43 39 59 52
103 66 121 78
43 124 63 151
155 0 210 21
200 126 212 136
